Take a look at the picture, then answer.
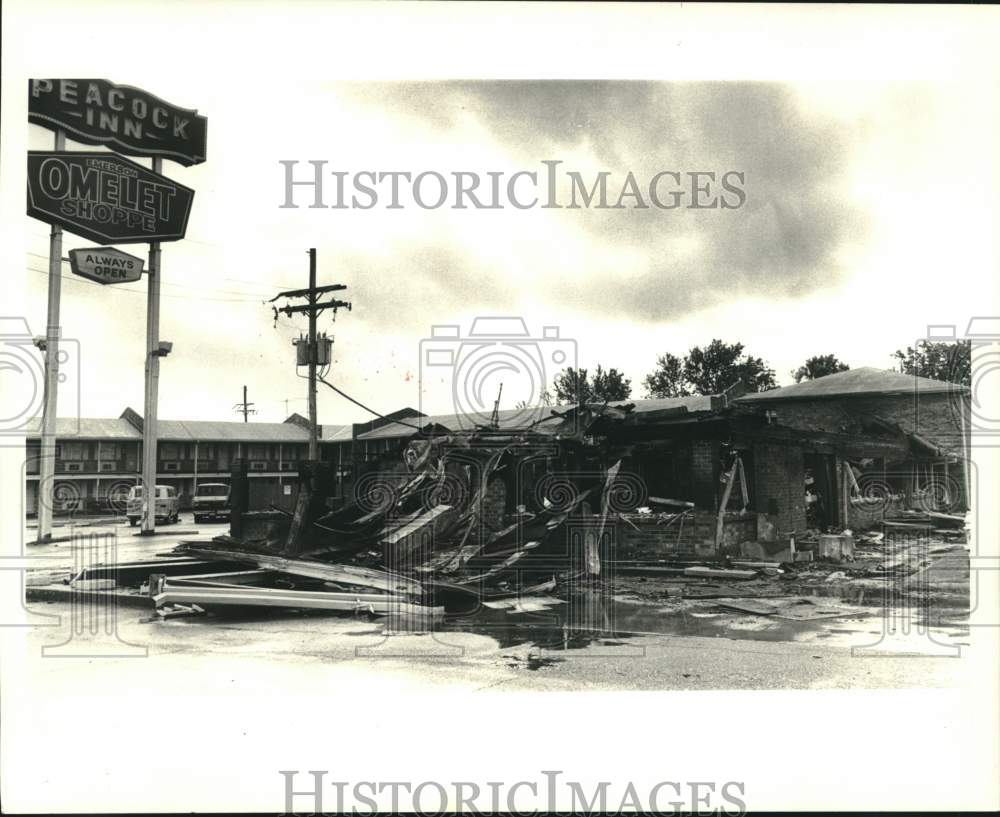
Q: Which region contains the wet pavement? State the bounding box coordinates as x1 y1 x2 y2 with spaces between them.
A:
20 513 973 681
421 586 970 657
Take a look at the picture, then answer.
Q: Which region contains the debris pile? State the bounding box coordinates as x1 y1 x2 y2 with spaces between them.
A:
45 400 971 625
135 409 631 618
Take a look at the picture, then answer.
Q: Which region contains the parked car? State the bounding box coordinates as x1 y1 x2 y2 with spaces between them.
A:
125 484 179 526
192 482 230 523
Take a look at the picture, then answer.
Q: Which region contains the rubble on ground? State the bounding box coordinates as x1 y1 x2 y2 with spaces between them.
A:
39 404 972 625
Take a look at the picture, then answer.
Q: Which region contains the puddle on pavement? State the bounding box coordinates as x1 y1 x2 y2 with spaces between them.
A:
383 589 972 655
143 584 969 658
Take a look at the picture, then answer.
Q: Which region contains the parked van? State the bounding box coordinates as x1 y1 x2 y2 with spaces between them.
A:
192 482 230 523
125 485 179 526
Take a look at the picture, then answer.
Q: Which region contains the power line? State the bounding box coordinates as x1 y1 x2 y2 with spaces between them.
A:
26 266 267 302
25 231 305 291
26 252 278 299
316 375 427 431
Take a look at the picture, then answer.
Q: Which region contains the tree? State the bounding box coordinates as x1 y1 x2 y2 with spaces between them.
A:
792 354 850 383
553 367 591 404
591 365 632 401
893 340 971 386
683 340 777 395
552 365 632 404
643 340 777 397
642 352 688 398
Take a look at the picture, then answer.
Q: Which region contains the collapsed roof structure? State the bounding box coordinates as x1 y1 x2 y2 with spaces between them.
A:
155 370 962 617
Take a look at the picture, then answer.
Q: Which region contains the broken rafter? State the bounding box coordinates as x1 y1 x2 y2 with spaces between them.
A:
153 582 441 617
176 545 423 596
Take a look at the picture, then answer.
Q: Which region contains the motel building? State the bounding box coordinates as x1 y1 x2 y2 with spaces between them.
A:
23 406 424 517
23 370 969 534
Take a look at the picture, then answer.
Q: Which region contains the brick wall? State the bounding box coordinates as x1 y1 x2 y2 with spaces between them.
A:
753 442 807 535
481 476 507 535
759 392 971 511
690 439 720 508
614 511 756 559
846 496 907 530
765 393 968 457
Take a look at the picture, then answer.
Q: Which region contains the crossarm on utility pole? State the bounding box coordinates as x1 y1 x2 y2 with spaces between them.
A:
268 284 346 302
277 299 351 316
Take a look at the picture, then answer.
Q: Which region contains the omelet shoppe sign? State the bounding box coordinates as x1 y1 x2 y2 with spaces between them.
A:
27 150 194 243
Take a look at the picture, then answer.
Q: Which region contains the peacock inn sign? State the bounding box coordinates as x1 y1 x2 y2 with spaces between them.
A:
29 79 207 167
27 151 195 244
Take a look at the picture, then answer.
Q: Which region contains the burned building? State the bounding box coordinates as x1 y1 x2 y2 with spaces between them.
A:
26 367 969 573
313 377 959 566
735 367 970 531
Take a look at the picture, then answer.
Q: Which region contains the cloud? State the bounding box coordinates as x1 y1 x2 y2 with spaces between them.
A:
344 81 868 321
26 79 959 421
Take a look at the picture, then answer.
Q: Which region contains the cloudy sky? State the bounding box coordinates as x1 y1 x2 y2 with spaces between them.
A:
10 9 999 427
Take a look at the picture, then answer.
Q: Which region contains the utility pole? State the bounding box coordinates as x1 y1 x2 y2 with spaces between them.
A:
233 385 257 422
307 249 318 459
268 248 350 556
268 248 351 460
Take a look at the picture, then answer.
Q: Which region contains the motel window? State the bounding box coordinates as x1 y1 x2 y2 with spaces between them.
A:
160 443 178 459
59 442 86 460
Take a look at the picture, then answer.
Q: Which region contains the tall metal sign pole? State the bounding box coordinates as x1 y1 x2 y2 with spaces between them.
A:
36 129 65 543
27 79 205 541
141 157 164 534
